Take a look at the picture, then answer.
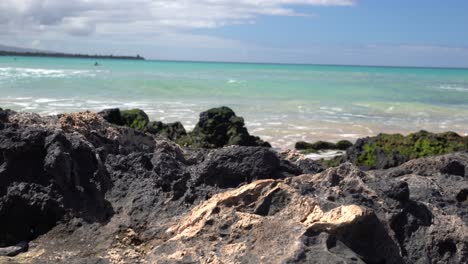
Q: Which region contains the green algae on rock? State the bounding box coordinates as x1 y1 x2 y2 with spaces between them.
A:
346 130 468 169
146 121 187 141
98 108 186 140
176 106 271 148
120 109 149 130
99 107 269 148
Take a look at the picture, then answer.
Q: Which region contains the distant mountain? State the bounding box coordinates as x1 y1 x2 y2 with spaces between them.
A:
0 44 144 60
0 44 48 53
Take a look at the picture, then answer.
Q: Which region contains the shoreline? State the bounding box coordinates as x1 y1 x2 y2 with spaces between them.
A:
2 102 468 150
2 106 467 163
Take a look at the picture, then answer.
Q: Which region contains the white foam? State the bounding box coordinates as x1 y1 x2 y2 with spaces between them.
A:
13 102 31 107
35 98 58 103
340 133 360 138
305 150 345 160
247 122 262 127
319 106 343 112
0 67 94 79
439 85 468 92
49 103 76 107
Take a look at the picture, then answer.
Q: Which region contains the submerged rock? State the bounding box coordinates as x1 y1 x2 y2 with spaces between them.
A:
177 106 271 148
295 139 353 153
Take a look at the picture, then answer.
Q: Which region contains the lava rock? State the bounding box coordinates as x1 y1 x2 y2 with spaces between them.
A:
194 146 283 188
0 124 112 247
98 108 124 125
456 188 467 202
1 110 468 264
384 181 410 202
439 160 465 176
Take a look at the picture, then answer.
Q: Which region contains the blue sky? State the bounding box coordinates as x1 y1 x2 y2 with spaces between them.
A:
1 0 468 67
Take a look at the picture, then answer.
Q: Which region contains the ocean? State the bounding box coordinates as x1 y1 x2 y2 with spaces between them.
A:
1 56 468 148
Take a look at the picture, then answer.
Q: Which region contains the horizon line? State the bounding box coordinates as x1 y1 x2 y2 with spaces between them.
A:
145 58 468 70
2 53 468 70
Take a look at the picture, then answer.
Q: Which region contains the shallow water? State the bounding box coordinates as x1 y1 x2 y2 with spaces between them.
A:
1 56 468 148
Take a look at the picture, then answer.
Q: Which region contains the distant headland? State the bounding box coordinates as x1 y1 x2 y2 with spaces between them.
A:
0 50 145 60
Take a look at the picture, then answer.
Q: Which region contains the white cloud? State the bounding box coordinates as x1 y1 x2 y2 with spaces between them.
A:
0 0 355 36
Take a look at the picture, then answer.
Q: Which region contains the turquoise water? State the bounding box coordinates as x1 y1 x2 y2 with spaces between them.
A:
1 56 468 148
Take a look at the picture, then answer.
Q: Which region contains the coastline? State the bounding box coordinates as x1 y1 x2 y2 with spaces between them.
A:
0 52 145 60
2 99 468 151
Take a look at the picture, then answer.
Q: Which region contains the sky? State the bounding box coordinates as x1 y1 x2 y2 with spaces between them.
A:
1 0 468 67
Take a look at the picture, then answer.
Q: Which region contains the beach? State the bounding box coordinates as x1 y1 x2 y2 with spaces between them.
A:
1 56 468 149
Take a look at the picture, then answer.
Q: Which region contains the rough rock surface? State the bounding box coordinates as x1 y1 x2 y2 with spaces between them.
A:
0 110 466 263
151 158 468 264
0 110 305 263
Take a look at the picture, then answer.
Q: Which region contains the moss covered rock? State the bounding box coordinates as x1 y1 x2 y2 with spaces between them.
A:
98 108 186 140
176 107 270 148
345 130 468 169
120 109 149 130
146 121 187 141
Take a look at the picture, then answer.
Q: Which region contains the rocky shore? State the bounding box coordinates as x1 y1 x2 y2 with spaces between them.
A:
0 107 467 263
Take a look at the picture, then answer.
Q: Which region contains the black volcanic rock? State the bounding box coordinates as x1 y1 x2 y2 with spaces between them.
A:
0 108 15 123
0 124 112 247
384 181 410 202
194 146 283 188
0 110 467 264
98 108 124 125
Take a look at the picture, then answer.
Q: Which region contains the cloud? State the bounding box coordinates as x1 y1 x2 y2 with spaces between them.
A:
0 0 355 36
